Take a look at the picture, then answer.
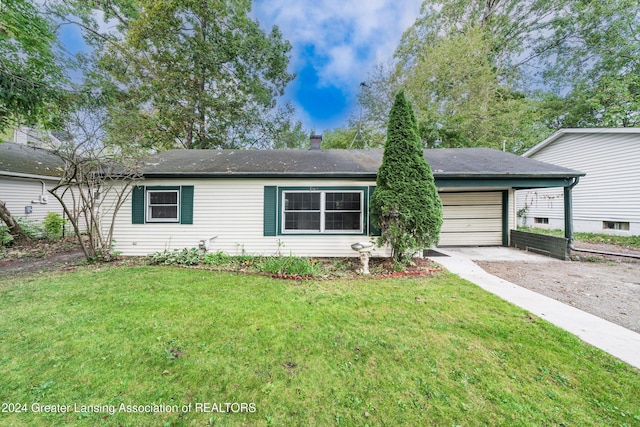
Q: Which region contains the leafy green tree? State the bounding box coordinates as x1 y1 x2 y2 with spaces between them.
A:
540 0 639 87
0 0 70 238
319 128 358 149
394 0 557 77
371 91 442 263
554 72 640 129
270 104 309 149
321 125 385 149
360 25 549 152
66 0 296 150
0 0 67 132
537 0 640 128
361 0 640 153
404 26 541 151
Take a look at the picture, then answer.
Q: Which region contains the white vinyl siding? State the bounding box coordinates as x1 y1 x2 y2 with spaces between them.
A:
516 187 565 229
439 192 503 246
0 176 65 225
517 131 640 235
105 179 515 257
105 178 386 257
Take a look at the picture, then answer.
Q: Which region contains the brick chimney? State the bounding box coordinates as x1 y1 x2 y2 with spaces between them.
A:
309 134 322 150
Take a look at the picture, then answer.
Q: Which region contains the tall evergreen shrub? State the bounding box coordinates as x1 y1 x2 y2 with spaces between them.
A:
370 91 443 262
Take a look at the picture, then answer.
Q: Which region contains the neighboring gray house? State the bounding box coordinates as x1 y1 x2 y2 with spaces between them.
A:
517 128 640 235
12 126 64 148
0 142 65 226
102 146 582 257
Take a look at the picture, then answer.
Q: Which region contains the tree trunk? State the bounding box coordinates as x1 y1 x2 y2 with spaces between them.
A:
0 200 24 236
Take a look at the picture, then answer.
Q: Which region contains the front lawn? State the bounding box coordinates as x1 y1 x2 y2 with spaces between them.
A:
1 267 639 426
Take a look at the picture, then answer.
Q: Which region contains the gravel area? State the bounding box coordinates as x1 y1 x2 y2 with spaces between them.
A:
477 242 640 334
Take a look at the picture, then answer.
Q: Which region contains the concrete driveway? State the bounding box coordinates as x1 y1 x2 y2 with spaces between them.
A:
436 246 561 262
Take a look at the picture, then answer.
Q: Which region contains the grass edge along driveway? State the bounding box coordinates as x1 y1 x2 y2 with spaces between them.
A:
1 266 639 426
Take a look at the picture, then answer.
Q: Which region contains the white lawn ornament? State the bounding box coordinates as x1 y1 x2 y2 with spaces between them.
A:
351 241 374 275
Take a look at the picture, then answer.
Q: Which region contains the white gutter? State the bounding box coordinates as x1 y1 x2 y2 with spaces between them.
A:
0 170 60 181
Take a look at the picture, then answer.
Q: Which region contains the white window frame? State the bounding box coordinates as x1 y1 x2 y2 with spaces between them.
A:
603 221 629 231
282 190 364 234
146 189 180 223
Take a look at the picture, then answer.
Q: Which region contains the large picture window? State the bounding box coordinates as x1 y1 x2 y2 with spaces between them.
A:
282 190 363 233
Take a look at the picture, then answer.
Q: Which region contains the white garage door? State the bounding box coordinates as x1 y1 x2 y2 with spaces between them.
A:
438 192 503 246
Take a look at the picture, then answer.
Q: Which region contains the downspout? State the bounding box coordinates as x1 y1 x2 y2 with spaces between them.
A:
566 177 640 259
564 177 579 246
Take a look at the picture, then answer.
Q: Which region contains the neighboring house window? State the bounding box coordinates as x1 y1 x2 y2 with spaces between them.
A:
263 186 379 236
283 191 363 233
132 186 194 224
603 221 629 231
534 217 549 224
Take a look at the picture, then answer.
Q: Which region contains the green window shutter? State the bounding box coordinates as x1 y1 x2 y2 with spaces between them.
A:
180 186 194 224
263 186 277 236
368 186 381 236
132 186 145 224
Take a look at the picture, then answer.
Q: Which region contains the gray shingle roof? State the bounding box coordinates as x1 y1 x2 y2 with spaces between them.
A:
0 142 65 178
138 147 584 179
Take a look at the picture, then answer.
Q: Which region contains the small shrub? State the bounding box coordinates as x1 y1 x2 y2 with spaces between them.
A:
392 260 406 272
0 217 43 246
18 217 44 239
43 212 66 239
149 248 203 266
0 229 14 246
202 250 233 266
258 256 323 277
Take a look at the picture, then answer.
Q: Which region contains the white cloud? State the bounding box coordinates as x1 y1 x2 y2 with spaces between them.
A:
253 0 423 89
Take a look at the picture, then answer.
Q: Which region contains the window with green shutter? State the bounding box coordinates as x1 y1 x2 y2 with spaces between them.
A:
263 186 277 236
180 186 194 224
131 186 194 224
265 186 369 236
132 186 145 224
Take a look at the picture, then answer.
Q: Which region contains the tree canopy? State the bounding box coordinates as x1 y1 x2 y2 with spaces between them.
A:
0 0 68 132
357 0 640 153
60 0 299 150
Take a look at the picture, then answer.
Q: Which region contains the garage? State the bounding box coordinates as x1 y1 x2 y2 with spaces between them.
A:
438 192 504 246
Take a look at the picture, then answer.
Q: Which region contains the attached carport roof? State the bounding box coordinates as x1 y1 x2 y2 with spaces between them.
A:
138 147 584 188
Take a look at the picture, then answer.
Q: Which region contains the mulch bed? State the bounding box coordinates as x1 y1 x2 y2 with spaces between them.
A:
269 257 442 280
1 239 442 280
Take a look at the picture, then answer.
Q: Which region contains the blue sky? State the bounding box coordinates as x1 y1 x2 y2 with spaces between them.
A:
252 0 424 131
58 1 425 132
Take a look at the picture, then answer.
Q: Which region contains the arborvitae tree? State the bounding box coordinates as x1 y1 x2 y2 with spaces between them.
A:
371 91 442 262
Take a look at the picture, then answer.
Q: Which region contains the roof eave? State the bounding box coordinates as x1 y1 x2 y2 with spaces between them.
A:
436 175 582 189
141 172 379 179
139 171 584 182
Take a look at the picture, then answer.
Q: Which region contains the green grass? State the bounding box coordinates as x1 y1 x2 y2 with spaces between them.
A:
1 267 639 426
519 227 640 249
